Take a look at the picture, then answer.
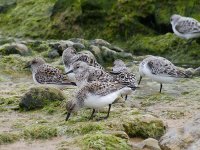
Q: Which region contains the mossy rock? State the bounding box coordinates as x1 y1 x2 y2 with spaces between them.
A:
122 114 165 139
81 133 132 150
0 43 29 56
19 86 65 111
23 125 58 139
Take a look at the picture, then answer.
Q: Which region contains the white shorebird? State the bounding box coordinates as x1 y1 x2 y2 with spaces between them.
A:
111 59 137 100
62 47 104 82
65 61 137 99
24 58 76 86
65 81 132 121
170 14 200 40
138 56 188 93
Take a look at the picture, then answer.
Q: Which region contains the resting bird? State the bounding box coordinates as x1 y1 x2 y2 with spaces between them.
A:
62 47 104 82
24 57 76 86
138 56 188 93
170 14 200 40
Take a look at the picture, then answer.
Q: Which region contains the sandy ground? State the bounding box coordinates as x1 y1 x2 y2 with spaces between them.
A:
0 74 199 149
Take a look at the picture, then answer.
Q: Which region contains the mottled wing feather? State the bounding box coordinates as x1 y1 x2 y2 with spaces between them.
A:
35 64 64 84
71 54 104 70
175 18 200 34
88 82 126 96
147 59 185 78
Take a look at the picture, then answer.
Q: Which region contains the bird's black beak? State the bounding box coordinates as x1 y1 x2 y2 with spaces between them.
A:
65 112 71 121
65 70 73 74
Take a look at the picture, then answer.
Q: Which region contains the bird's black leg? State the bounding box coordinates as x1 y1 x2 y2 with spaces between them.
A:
97 104 112 121
125 95 128 101
89 109 95 120
159 83 163 93
138 76 142 85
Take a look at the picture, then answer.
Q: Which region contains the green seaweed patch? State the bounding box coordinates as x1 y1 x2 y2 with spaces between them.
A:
66 122 104 135
122 114 165 139
0 132 20 145
23 125 58 139
81 133 132 150
141 93 175 106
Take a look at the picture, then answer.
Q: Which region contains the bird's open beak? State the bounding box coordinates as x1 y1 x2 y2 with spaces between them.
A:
65 112 71 121
65 70 73 74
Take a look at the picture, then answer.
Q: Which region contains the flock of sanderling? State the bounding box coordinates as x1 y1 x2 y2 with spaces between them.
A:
25 14 200 121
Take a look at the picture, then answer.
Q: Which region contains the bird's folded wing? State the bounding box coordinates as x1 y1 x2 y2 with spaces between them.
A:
89 82 126 96
35 65 64 83
175 19 200 34
147 60 183 78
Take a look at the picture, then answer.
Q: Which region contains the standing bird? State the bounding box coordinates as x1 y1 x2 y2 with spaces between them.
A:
110 59 137 100
170 14 200 40
66 61 137 96
24 58 76 86
65 81 133 121
62 47 104 82
138 56 188 93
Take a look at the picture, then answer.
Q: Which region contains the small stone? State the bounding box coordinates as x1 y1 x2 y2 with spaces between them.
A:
90 39 111 47
73 43 85 50
48 50 60 59
185 68 195 77
138 138 161 150
194 67 200 76
89 45 101 56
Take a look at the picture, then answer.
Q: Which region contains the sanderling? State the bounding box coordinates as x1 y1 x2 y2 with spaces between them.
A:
62 47 104 82
111 59 137 100
65 81 132 121
138 56 188 93
170 14 200 40
24 58 76 86
66 61 137 100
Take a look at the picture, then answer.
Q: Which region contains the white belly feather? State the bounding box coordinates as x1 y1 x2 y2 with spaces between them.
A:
84 87 131 109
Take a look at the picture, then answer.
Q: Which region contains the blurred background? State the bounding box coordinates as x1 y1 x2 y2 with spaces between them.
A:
0 0 200 66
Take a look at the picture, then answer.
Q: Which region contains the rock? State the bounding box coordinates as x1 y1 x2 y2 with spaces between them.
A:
108 45 124 52
0 1 16 13
19 87 65 110
133 138 161 150
89 45 100 55
0 43 29 56
48 50 60 59
122 114 165 139
90 39 111 47
194 67 200 76
101 46 117 56
159 114 200 150
73 43 85 50
78 50 96 61
104 131 129 140
185 68 195 77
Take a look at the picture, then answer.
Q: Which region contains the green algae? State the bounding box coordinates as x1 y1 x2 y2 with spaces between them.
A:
0 132 20 145
23 125 58 139
81 133 131 150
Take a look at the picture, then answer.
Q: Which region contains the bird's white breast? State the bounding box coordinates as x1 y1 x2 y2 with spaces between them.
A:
143 63 176 83
84 89 127 109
